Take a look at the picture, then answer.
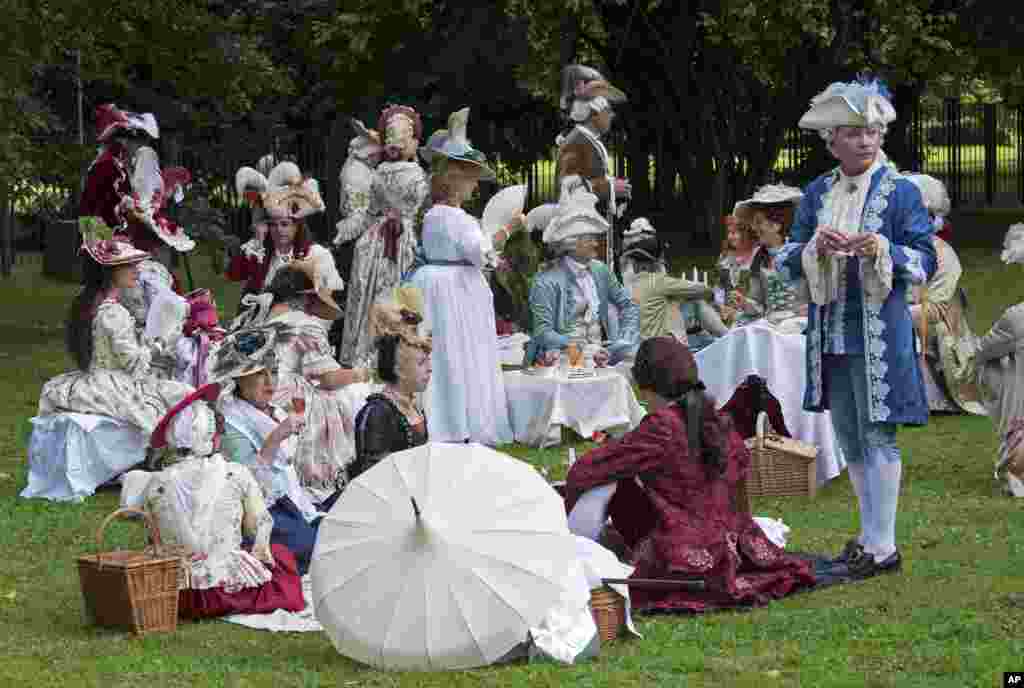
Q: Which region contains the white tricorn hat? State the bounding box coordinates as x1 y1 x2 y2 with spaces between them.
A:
542 189 609 244
733 185 805 224
904 173 951 217
798 79 897 132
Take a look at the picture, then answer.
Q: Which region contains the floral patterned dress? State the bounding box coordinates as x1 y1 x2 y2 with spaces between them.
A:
565 403 815 613
142 455 275 591
338 160 429 367
38 298 193 434
265 309 358 501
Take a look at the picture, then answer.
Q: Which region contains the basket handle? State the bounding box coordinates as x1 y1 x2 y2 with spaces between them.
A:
94 507 164 567
755 411 769 450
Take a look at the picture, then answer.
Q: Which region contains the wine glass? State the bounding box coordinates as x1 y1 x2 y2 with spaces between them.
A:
291 395 306 416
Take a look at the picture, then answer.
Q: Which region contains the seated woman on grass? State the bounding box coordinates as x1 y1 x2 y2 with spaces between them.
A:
213 327 329 576
564 336 815 613
349 288 433 481
122 384 304 620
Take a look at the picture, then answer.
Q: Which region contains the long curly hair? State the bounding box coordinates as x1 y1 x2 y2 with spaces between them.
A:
65 259 115 370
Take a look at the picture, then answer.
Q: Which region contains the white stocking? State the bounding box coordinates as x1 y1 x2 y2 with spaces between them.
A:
846 461 867 546
871 461 902 561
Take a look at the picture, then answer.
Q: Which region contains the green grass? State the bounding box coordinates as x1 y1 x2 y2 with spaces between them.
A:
2 234 1024 687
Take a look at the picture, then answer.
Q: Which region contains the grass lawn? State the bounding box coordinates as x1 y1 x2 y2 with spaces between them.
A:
2 229 1024 687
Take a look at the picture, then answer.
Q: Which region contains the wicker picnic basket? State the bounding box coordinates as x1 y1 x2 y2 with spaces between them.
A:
589 586 626 642
76 507 181 635
743 412 818 499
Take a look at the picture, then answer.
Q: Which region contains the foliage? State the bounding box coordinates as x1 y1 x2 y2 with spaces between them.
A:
0 0 291 212
495 229 543 331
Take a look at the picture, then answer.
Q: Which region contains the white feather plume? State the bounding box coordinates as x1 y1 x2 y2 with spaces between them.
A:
447 107 470 146
268 161 303 189
235 166 268 198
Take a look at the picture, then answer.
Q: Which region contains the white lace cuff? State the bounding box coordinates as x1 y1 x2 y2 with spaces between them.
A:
861 234 893 305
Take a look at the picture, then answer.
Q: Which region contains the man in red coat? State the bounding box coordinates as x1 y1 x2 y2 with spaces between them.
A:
80 104 195 296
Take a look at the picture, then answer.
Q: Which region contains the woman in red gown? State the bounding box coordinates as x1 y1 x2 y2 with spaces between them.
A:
565 336 815 613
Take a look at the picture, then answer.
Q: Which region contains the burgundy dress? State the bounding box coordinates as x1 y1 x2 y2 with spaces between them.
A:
565 403 814 613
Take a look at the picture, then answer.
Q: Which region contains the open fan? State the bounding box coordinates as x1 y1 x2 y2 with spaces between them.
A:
481 185 526 239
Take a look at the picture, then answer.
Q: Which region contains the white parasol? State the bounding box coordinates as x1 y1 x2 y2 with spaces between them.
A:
310 442 579 671
481 184 526 239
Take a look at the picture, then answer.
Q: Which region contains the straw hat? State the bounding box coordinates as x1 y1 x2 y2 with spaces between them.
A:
260 162 326 221
733 185 805 224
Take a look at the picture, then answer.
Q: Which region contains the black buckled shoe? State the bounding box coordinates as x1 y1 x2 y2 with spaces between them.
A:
831 538 863 564
848 549 902 579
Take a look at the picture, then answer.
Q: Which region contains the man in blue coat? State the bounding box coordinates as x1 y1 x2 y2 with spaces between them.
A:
777 79 936 578
526 190 640 367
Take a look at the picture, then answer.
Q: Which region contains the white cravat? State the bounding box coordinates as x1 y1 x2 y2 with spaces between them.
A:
564 256 601 324
830 157 882 236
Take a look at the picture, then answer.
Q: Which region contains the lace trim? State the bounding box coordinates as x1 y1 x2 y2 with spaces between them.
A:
240 238 266 263
861 170 899 423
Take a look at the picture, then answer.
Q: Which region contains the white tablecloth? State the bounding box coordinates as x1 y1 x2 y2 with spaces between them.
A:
694 322 846 484
503 369 646 447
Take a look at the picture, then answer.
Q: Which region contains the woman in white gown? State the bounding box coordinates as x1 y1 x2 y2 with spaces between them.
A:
411 108 516 445
25 225 194 500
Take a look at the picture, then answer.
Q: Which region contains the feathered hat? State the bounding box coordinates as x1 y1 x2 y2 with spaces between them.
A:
260 161 326 221
149 383 222 453
560 64 627 122
78 216 150 266
95 104 160 143
798 78 897 134
206 326 280 386
733 185 805 224
542 189 609 245
904 174 951 217
369 285 431 351
419 107 496 181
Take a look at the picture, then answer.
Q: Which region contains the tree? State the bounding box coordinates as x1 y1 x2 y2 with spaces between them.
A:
510 0 973 248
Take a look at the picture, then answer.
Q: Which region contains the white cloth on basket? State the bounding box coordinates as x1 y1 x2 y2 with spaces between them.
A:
694 322 846 483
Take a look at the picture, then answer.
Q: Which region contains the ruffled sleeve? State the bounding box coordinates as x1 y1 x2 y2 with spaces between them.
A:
298 327 342 377
95 301 152 376
350 398 404 481
333 161 374 245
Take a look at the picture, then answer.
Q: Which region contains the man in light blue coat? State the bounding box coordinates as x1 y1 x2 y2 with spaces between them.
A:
526 190 640 366
777 78 936 578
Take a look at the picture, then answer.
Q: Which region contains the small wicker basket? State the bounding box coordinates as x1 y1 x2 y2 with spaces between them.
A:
589 586 626 642
744 412 818 498
77 507 181 635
